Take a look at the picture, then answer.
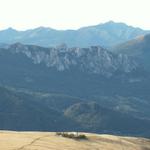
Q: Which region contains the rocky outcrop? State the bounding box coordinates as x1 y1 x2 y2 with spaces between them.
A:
7 43 138 77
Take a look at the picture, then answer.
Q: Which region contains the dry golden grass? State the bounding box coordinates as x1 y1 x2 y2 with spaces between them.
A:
0 131 150 150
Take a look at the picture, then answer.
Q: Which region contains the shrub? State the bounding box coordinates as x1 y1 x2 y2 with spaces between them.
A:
76 134 87 139
55 132 87 140
56 132 62 136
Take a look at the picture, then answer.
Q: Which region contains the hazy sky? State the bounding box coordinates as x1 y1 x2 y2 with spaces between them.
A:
0 0 149 30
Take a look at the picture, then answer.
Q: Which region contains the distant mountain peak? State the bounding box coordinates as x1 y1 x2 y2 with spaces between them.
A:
33 26 54 31
0 21 149 47
103 20 116 24
0 27 17 33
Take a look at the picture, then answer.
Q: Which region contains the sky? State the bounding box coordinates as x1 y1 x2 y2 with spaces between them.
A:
0 0 149 30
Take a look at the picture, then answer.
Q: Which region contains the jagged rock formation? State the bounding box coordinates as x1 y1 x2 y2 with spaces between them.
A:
7 43 138 77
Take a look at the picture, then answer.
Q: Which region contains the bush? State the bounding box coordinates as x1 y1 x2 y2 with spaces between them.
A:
56 132 62 136
76 134 87 139
55 132 87 140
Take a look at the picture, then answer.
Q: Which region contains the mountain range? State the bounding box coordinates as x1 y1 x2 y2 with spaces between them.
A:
0 21 149 47
0 42 150 136
0 21 150 137
0 42 144 97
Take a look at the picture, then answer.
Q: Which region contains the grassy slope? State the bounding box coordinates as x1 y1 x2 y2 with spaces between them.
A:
0 131 150 150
